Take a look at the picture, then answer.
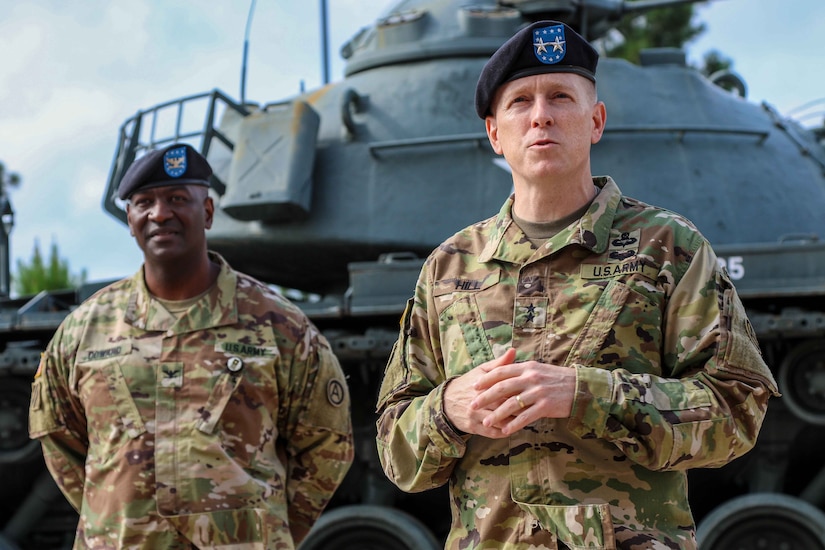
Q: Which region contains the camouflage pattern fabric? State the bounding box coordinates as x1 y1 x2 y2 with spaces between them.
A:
29 252 354 549
376 177 778 550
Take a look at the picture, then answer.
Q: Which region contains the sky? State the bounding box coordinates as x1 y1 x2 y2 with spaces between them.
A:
0 0 823 291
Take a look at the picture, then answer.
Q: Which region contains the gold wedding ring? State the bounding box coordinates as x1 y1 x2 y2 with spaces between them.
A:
515 394 525 409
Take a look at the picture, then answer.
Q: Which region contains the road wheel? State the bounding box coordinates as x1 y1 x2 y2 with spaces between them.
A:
299 505 441 550
698 493 825 550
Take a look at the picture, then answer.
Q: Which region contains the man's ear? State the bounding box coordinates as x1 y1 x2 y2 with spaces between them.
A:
204 196 214 230
125 203 135 236
486 116 503 155
591 101 606 145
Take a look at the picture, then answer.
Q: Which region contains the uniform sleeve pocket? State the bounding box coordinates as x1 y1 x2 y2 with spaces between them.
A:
296 340 351 433
717 270 778 392
651 379 713 417
29 378 61 437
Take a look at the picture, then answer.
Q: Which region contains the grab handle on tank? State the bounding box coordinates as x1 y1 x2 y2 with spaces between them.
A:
341 88 365 139
779 233 819 244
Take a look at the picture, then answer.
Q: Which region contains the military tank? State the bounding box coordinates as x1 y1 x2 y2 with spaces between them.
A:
2 0 825 548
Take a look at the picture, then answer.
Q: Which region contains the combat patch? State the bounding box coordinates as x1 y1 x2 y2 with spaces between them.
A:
34 353 45 379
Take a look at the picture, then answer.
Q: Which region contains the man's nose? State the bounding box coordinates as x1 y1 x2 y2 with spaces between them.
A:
531 101 554 127
148 200 173 221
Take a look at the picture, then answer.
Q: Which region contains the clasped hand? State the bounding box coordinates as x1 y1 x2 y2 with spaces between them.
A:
443 348 576 439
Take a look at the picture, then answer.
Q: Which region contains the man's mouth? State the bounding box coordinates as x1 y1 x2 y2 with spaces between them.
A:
147 228 179 239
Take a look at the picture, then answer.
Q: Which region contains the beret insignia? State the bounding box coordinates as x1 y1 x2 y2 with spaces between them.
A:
534 24 566 65
163 146 188 178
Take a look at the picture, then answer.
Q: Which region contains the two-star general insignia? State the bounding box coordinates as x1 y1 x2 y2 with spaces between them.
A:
533 24 566 64
514 297 548 329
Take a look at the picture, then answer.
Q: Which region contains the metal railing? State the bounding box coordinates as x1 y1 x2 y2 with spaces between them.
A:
102 89 249 224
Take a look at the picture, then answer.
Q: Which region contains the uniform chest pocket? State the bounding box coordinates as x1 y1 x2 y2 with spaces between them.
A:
435 270 503 376
565 278 664 374
77 349 147 455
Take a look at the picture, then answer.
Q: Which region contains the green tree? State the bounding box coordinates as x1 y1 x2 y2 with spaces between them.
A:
699 49 743 95
0 161 21 193
601 4 738 88
701 49 732 76
14 239 87 295
604 5 705 64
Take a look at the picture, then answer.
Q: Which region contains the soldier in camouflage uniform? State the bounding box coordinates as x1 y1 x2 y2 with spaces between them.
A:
376 21 778 550
29 144 354 549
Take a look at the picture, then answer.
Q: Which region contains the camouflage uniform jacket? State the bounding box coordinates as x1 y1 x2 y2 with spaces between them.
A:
29 252 354 550
376 177 778 550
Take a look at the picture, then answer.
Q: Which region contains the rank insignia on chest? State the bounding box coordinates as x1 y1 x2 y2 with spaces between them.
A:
161 366 183 388
514 297 548 329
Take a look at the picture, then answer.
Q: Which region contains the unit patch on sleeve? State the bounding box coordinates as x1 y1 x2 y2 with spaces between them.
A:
327 379 346 406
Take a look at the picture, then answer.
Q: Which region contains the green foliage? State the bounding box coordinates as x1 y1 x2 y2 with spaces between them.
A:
14 239 87 296
601 4 739 83
0 161 21 192
701 49 733 76
604 5 706 64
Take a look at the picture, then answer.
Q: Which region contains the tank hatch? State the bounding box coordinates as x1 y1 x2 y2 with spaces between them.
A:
342 1 522 76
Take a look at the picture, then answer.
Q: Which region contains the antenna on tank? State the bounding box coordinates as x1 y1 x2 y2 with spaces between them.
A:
240 0 257 104
321 0 330 85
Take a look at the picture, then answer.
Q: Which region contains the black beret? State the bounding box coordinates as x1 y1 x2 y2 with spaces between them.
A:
118 143 212 200
475 20 599 118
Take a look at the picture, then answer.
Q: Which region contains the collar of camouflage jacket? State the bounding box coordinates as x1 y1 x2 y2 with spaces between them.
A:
478 176 621 265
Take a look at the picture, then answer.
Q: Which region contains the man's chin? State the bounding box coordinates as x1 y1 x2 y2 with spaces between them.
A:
143 247 186 265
